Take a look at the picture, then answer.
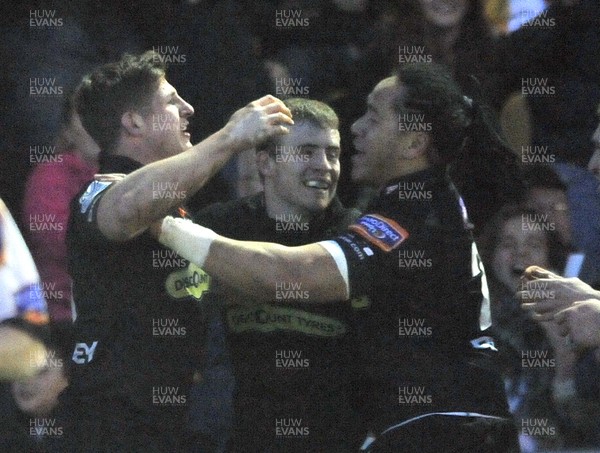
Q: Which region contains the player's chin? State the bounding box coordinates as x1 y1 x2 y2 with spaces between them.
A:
180 131 192 146
181 138 193 150
310 196 332 212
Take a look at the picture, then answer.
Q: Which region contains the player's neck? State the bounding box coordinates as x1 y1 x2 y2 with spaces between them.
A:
264 196 314 224
379 159 430 190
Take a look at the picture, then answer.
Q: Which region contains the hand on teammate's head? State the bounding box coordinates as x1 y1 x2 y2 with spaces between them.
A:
224 95 294 150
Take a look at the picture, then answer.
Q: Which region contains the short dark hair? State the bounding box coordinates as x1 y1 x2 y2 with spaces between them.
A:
76 51 166 156
256 98 339 154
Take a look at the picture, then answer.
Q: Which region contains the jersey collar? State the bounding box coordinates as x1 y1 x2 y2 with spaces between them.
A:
99 155 143 174
380 166 446 198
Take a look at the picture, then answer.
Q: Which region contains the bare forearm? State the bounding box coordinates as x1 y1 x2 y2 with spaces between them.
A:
206 241 343 302
98 130 235 240
158 217 347 302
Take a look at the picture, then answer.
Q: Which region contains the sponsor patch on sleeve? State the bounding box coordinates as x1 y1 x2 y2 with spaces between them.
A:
348 214 409 252
79 180 112 221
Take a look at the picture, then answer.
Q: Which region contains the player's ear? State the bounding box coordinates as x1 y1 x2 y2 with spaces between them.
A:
256 149 275 178
404 132 430 159
121 110 145 137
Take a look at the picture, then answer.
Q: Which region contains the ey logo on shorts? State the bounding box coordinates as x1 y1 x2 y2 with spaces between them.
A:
348 214 409 252
165 263 211 301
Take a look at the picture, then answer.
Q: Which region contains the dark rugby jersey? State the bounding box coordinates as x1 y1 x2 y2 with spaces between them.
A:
59 156 207 450
193 193 361 452
326 167 511 430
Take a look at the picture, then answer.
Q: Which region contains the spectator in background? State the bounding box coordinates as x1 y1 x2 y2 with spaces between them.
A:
551 166 600 288
573 104 600 285
520 165 600 284
522 166 572 249
395 0 498 98
22 85 100 322
479 205 567 451
552 103 600 287
483 0 600 248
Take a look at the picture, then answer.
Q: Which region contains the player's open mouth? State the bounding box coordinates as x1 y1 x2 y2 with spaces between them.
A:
181 123 190 137
304 179 330 190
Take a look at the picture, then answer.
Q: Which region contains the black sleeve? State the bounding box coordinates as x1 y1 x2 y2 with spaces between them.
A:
190 201 230 231
328 213 411 298
69 180 114 244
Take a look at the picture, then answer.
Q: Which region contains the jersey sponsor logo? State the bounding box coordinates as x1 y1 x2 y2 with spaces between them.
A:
348 214 409 252
227 305 347 337
337 235 366 261
165 263 211 301
78 180 112 219
72 341 98 364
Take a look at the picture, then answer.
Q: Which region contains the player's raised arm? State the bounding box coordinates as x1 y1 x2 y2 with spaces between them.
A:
95 95 292 241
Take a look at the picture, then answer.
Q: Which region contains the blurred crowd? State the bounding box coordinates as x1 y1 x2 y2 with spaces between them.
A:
1 0 600 452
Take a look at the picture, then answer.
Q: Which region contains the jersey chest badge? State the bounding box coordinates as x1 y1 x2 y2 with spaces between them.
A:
348 214 409 252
